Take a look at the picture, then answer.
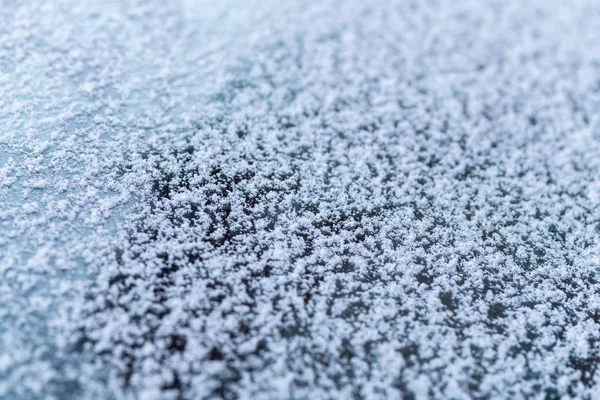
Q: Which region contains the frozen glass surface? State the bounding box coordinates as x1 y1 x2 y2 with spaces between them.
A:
2 1 600 399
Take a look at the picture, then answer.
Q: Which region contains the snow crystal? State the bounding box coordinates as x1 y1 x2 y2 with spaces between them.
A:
2 0 600 399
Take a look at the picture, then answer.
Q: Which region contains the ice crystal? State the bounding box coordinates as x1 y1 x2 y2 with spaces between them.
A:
1 1 600 399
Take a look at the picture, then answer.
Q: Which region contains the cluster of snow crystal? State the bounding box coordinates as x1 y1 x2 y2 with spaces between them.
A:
2 0 600 399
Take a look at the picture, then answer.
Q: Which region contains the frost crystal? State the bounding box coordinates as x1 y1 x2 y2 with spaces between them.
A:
1 0 600 399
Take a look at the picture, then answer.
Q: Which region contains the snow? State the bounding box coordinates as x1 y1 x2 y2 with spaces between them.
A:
1 0 600 399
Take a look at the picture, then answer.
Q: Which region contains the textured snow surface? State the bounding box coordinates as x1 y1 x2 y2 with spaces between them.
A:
2 0 600 399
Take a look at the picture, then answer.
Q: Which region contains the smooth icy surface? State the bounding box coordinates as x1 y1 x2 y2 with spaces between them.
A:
1 0 600 399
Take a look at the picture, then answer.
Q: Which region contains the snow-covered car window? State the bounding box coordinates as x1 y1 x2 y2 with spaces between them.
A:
1 1 600 399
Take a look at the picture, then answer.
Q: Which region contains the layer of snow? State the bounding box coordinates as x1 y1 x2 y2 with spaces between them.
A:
1 0 600 399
